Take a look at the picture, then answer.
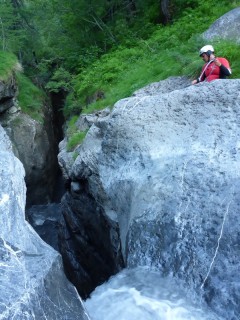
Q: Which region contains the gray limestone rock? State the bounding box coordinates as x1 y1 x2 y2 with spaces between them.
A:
0 74 59 206
0 112 57 206
132 76 190 97
76 107 111 132
69 78 240 319
59 118 124 298
58 138 75 180
203 7 240 43
0 125 90 320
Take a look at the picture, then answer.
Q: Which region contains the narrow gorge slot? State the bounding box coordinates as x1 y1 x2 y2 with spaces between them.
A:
25 89 122 300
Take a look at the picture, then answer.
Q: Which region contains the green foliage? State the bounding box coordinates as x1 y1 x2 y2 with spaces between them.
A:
64 92 83 118
66 115 79 136
16 73 46 122
213 40 240 77
67 0 240 116
45 67 72 93
67 130 88 151
65 115 88 151
0 51 45 122
0 1 26 53
1 0 240 126
0 51 19 80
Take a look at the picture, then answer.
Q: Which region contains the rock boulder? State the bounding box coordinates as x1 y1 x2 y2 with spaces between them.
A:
203 7 240 43
0 125 89 320
0 105 58 207
66 78 240 319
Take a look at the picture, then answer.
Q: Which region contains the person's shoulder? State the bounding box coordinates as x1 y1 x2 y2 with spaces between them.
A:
218 57 229 63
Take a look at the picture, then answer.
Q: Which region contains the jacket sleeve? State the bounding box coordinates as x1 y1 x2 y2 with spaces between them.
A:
219 58 232 77
220 64 231 76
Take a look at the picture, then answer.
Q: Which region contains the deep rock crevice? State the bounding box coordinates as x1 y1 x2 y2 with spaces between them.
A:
59 181 124 299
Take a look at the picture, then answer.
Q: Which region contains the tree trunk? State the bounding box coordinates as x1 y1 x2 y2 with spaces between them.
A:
160 0 171 24
0 18 6 51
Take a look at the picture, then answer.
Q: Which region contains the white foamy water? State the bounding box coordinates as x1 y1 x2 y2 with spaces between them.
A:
85 267 221 320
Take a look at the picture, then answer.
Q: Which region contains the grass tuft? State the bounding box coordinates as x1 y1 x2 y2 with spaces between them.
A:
67 130 88 151
0 51 18 80
16 73 46 122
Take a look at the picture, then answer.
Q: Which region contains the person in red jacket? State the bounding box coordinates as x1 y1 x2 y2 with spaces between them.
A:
192 45 231 85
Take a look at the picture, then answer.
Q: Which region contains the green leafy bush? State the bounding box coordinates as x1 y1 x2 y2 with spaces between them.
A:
45 67 72 93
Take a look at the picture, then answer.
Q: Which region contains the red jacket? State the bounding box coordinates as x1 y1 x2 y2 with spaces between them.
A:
199 57 231 82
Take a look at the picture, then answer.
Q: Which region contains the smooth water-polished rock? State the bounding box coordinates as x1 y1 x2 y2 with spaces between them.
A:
69 78 240 319
0 125 90 320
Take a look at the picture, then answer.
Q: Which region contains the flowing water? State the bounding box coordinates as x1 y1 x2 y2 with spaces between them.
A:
85 266 222 320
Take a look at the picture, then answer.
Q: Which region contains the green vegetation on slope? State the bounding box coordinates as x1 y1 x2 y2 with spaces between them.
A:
0 51 45 122
0 0 239 134
65 115 88 151
0 51 19 80
16 73 46 122
64 0 240 117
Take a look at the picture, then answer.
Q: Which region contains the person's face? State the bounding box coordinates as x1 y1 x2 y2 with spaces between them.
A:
200 53 209 62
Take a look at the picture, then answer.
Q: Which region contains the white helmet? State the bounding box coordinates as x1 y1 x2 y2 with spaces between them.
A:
199 45 214 56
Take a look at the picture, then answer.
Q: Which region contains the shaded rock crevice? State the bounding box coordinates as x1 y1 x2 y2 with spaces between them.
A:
59 180 124 299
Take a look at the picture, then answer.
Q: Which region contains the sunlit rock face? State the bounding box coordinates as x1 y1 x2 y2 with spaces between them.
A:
68 78 240 319
0 125 89 320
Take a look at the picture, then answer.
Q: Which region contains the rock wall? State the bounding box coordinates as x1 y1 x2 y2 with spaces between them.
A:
0 76 59 206
60 78 240 319
0 125 89 319
58 109 124 298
